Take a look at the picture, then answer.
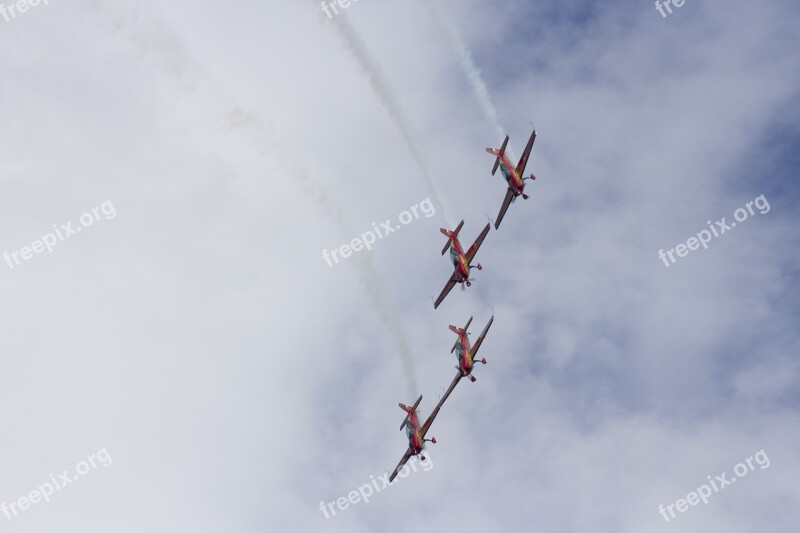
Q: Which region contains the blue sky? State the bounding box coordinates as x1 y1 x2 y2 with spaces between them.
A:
0 0 798 531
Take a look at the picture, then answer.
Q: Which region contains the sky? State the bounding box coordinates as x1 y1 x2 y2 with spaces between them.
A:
0 0 798 531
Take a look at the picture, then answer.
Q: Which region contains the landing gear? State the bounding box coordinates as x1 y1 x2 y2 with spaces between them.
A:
469 375 477 382
421 437 437 459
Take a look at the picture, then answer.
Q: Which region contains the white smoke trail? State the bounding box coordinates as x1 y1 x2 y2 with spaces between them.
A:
91 0 419 397
323 11 457 229
421 0 515 160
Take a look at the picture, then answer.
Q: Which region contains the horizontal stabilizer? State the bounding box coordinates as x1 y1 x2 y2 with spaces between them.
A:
491 135 509 175
399 394 423 430
440 220 464 255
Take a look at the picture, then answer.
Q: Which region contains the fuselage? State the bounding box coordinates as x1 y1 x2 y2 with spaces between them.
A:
454 334 473 375
405 412 424 454
448 239 470 281
498 153 525 195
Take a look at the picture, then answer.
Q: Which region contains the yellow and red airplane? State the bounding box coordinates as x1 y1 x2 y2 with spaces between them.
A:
389 395 441 482
433 220 491 309
485 129 538 229
388 316 495 482
447 314 494 383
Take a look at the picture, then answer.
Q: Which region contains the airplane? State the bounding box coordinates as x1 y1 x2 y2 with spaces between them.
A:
386 315 495 482
448 314 494 383
433 220 491 309
485 128 538 229
388 395 441 482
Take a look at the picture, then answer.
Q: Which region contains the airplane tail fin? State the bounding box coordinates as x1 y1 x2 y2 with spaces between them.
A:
399 395 423 430
489 135 509 175
399 403 411 431
399 409 410 431
448 316 473 336
440 229 453 255
448 325 463 352
449 316 472 351
463 315 473 333
440 221 464 255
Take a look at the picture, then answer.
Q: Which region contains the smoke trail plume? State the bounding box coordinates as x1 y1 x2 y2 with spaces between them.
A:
421 0 515 160
323 11 457 229
91 0 419 396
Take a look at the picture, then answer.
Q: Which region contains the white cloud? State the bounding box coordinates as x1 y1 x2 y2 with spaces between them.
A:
0 0 798 531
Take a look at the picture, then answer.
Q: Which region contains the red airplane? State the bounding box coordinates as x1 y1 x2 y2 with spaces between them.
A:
433 220 491 309
485 129 538 229
448 314 494 383
389 395 441 482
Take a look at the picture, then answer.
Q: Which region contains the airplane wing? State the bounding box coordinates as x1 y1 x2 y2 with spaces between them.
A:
494 188 515 230
421 372 462 438
515 129 537 178
389 448 413 483
434 272 459 309
466 223 491 264
469 315 494 359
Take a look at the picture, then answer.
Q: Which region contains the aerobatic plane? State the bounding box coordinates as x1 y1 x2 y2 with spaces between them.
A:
485 129 538 229
448 314 494 383
387 316 495 481
433 220 491 309
389 395 440 482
